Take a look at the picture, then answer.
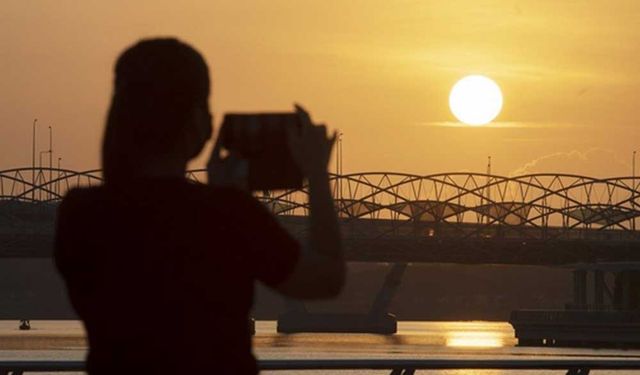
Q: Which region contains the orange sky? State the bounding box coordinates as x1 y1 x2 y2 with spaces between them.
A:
2 1 640 177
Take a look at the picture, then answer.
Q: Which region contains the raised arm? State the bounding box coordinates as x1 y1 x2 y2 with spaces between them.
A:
206 105 345 299
272 105 345 299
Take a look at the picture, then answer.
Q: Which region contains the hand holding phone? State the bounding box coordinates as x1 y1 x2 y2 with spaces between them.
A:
287 104 337 179
207 138 249 190
209 104 335 191
213 109 303 190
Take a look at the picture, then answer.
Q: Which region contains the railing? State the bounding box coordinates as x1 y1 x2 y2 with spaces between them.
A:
3 359 640 374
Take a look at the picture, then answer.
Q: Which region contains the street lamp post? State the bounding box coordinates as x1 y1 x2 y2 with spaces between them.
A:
31 118 37 200
339 132 343 176
48 126 53 187
38 150 49 201
486 156 492 226
633 151 637 231
335 132 343 204
57 157 62 197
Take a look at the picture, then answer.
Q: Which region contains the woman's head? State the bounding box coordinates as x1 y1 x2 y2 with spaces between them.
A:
103 38 212 182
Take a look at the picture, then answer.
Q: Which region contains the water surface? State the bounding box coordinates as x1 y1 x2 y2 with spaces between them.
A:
1 320 639 374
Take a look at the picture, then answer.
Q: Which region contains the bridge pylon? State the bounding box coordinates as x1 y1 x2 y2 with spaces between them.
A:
276 263 406 334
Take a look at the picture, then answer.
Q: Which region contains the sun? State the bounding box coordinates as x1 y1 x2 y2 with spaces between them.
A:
449 75 503 126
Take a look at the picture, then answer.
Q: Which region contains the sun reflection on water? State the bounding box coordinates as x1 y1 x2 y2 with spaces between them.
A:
446 331 504 348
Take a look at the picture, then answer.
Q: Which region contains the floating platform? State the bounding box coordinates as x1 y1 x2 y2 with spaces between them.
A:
510 309 640 347
277 312 397 334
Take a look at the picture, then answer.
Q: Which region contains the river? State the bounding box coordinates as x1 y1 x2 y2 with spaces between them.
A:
1 320 639 374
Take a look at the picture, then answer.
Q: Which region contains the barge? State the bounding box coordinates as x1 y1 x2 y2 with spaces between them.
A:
511 263 640 347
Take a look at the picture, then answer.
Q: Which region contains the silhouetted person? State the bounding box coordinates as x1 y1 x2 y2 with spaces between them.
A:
54 38 344 374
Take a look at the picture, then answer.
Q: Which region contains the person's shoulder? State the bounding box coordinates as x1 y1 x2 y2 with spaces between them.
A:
59 186 106 212
62 185 105 203
55 186 106 235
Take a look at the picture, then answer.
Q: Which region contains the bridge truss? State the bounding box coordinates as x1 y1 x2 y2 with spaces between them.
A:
2 167 639 236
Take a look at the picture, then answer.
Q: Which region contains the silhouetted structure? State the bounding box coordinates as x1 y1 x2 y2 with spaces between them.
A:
2 167 640 337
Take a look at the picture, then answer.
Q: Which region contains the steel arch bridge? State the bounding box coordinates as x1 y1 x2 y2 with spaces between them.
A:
1 167 640 263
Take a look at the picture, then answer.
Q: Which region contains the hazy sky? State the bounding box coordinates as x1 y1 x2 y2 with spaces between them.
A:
2 0 640 177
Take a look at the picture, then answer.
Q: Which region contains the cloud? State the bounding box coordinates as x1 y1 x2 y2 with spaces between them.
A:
415 121 577 129
510 148 632 178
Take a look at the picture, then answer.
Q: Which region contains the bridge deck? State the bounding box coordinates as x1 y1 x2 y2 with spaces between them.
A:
3 169 640 264
2 215 639 265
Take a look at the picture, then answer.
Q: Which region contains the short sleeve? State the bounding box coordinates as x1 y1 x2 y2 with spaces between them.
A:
226 189 301 287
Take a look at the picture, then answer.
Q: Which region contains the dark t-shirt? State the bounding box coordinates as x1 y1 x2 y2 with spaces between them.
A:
54 178 300 375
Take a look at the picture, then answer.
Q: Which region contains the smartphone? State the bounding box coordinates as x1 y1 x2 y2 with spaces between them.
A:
219 113 303 191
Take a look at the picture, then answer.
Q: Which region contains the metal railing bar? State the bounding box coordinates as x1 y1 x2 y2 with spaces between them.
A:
2 358 640 372
259 358 640 370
